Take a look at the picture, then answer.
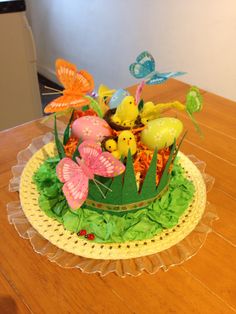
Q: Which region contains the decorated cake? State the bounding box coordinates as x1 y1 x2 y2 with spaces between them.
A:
18 51 207 262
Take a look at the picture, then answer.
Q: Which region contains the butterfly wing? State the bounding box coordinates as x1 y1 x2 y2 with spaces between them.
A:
78 140 103 169
74 70 95 94
56 59 77 90
92 152 125 177
129 63 152 79
56 59 94 94
57 157 80 182
78 140 125 177
56 157 88 209
146 71 186 85
63 175 88 210
146 73 168 85
136 51 155 72
129 51 155 79
44 95 90 113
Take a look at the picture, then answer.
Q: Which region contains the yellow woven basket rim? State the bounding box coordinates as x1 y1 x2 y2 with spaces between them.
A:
19 142 206 260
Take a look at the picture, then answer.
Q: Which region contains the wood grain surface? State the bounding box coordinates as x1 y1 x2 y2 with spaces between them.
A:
0 79 235 314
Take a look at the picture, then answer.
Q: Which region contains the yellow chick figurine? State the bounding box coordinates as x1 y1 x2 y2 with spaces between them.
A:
140 100 185 124
111 96 139 127
117 131 137 157
104 139 121 159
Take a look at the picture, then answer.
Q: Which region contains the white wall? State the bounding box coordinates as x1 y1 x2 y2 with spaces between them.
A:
26 0 236 101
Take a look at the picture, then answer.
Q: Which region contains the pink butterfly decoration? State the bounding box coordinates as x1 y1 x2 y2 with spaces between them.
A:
56 140 125 210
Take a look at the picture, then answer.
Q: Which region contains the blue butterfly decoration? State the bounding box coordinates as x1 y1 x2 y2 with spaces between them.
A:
129 51 186 85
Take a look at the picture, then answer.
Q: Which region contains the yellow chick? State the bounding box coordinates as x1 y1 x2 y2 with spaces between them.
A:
140 101 186 124
140 101 155 124
104 139 121 159
117 131 137 157
111 96 139 127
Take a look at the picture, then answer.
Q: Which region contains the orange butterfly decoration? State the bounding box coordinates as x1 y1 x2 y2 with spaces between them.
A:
44 59 94 113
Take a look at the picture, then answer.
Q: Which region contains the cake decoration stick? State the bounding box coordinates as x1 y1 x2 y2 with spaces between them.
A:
135 80 145 104
42 85 63 95
93 179 112 199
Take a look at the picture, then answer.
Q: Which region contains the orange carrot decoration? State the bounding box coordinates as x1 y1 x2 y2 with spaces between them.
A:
64 136 79 158
72 108 98 121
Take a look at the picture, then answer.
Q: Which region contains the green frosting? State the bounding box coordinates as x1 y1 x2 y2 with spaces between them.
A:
33 158 195 243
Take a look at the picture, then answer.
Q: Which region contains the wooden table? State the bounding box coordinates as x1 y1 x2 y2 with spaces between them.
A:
0 79 235 314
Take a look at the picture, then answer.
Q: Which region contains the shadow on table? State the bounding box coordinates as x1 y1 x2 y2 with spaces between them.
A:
0 296 18 314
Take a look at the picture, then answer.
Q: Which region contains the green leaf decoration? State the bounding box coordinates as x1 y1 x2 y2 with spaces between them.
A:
38 194 62 221
46 157 60 164
156 140 176 194
122 150 138 203
85 95 103 117
54 115 65 159
63 110 74 145
52 199 68 216
186 86 203 136
140 148 158 199
82 105 89 112
62 209 81 232
103 173 123 204
138 99 144 111
173 131 187 159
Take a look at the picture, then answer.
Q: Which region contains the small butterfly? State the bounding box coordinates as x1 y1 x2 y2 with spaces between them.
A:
129 51 186 85
56 140 125 210
44 59 94 113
